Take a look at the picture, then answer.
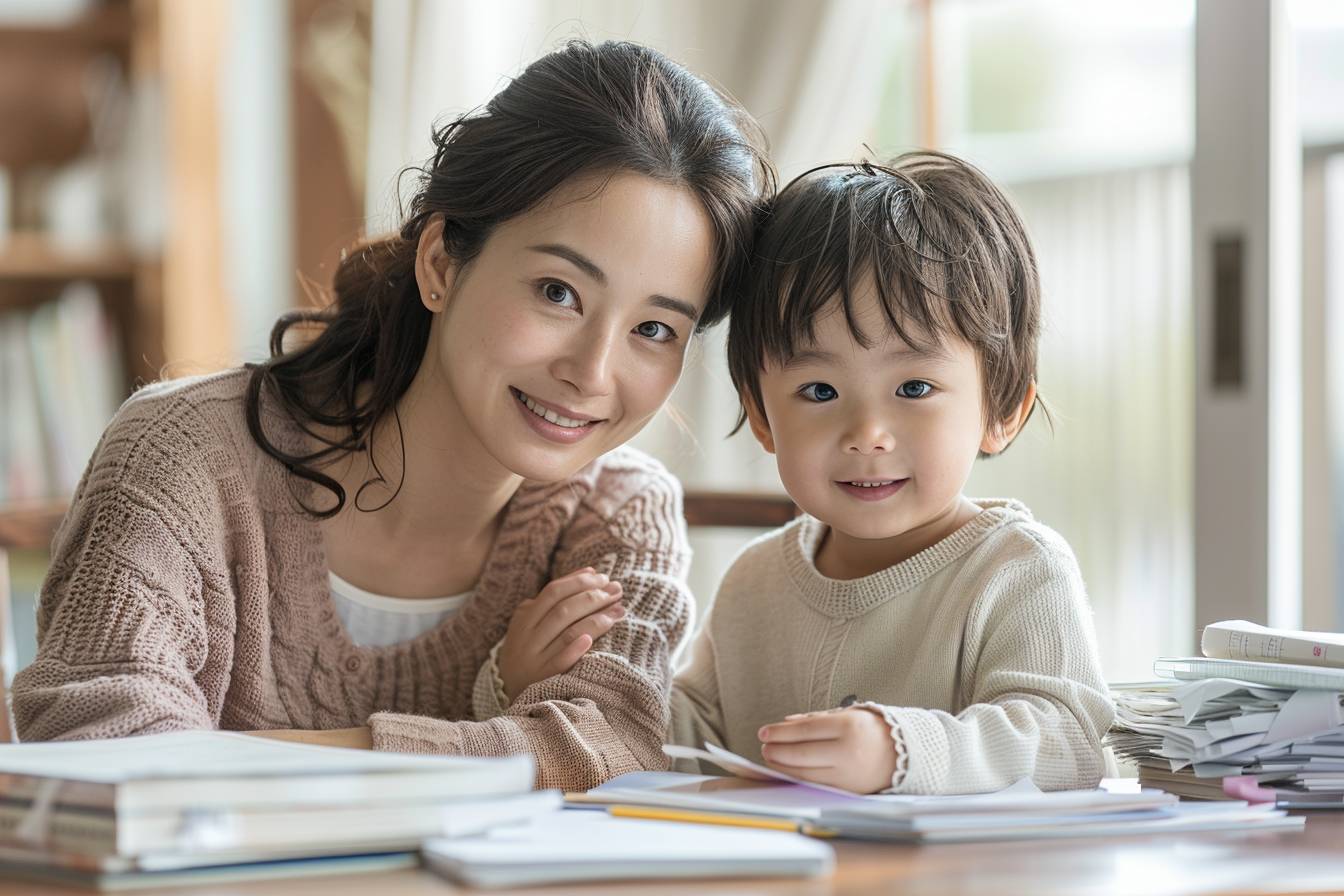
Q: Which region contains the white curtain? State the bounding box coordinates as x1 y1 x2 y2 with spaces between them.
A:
364 0 895 228
970 166 1195 681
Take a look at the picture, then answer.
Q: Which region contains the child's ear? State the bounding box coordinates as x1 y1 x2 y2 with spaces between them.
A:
744 397 776 454
980 381 1038 456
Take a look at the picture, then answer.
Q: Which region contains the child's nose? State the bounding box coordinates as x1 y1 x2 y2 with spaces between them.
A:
843 418 896 455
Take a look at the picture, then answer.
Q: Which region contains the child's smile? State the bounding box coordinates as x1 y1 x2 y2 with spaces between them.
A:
835 478 908 501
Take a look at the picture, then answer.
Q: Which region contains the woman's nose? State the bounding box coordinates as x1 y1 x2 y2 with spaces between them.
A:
550 327 617 396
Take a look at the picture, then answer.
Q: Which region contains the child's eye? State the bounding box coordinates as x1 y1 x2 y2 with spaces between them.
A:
633 321 677 343
898 380 933 399
799 383 838 402
540 280 579 309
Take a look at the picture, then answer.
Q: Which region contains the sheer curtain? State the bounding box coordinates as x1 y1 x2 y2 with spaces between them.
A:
970 166 1195 681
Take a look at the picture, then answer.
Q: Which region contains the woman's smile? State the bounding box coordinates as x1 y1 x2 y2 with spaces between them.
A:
511 387 606 445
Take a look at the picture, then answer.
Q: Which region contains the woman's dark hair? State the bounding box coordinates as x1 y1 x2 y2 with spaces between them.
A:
245 39 772 517
727 152 1045 457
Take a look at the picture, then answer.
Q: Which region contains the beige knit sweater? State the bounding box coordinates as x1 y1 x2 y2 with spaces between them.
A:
12 370 693 792
670 501 1114 794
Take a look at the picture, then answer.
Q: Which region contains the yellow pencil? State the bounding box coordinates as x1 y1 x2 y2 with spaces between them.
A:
608 805 801 833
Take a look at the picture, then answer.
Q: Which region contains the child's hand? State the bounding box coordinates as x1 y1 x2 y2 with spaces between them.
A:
497 567 624 701
757 707 898 794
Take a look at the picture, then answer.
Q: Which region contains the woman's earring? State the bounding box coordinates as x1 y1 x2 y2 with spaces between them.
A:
430 291 440 304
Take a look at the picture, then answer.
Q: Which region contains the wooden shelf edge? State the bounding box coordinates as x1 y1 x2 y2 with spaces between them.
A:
0 500 68 551
0 2 132 50
0 233 143 281
683 491 798 529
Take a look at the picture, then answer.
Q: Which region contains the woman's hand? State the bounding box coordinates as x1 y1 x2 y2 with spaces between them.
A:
757 707 898 794
497 567 625 701
246 726 374 750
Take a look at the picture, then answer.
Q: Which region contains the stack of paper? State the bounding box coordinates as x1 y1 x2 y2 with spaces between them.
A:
424 810 834 888
1110 660 1344 806
0 731 547 888
571 743 1302 842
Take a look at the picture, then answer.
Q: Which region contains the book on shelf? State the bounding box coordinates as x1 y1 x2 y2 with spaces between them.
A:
1 280 124 507
0 730 551 879
1202 619 1344 670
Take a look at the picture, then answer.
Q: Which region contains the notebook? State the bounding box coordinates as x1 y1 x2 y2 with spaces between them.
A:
422 809 834 888
1155 657 1344 691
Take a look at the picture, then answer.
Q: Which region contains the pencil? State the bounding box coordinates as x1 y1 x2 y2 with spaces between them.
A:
608 805 801 833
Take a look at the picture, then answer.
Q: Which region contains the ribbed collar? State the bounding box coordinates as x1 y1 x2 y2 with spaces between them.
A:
781 498 1031 619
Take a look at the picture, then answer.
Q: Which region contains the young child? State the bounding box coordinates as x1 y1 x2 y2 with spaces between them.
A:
492 152 1114 794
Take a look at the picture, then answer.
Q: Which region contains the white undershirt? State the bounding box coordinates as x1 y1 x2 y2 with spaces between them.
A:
329 571 474 648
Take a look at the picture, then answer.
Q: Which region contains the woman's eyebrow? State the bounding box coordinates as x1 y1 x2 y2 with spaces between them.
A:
649 294 698 323
529 242 698 322
528 243 607 284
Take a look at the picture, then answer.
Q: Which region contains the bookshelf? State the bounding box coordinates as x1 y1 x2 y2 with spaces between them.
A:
0 0 184 687
0 0 177 515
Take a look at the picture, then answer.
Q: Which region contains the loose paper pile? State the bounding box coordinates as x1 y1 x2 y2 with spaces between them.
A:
1110 674 1344 806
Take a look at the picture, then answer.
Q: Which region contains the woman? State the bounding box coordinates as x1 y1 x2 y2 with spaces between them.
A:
13 40 770 791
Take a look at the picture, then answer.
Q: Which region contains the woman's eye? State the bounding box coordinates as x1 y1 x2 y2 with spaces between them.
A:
800 383 838 402
634 320 676 343
541 281 578 308
898 380 933 399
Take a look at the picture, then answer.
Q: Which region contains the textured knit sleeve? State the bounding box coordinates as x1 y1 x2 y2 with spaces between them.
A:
12 396 234 741
870 540 1114 794
368 468 692 791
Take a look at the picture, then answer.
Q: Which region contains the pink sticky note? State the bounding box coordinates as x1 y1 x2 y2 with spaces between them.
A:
1222 775 1277 804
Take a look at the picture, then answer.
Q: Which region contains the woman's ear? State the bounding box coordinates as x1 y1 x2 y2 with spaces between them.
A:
414 215 455 312
980 380 1038 456
745 397 776 455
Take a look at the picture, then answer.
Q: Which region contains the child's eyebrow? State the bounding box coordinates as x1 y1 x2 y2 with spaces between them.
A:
887 345 953 364
782 345 952 369
781 349 840 369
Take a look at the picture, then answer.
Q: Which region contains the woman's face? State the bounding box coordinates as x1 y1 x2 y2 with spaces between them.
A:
415 171 717 483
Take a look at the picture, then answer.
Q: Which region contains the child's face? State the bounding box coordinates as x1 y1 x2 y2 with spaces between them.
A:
747 281 1005 546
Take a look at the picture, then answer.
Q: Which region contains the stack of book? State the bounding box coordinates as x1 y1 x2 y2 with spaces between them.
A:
0 730 550 888
1110 620 1344 807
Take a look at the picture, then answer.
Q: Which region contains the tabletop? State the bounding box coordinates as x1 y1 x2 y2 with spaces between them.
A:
1 808 1341 896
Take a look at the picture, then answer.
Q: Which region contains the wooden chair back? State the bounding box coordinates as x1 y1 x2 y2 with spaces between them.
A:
682 490 797 530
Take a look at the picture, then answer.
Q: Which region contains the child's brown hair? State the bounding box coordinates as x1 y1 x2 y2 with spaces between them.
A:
728 151 1044 454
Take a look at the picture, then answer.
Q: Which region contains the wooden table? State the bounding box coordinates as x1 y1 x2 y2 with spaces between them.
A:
1 810 1341 896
